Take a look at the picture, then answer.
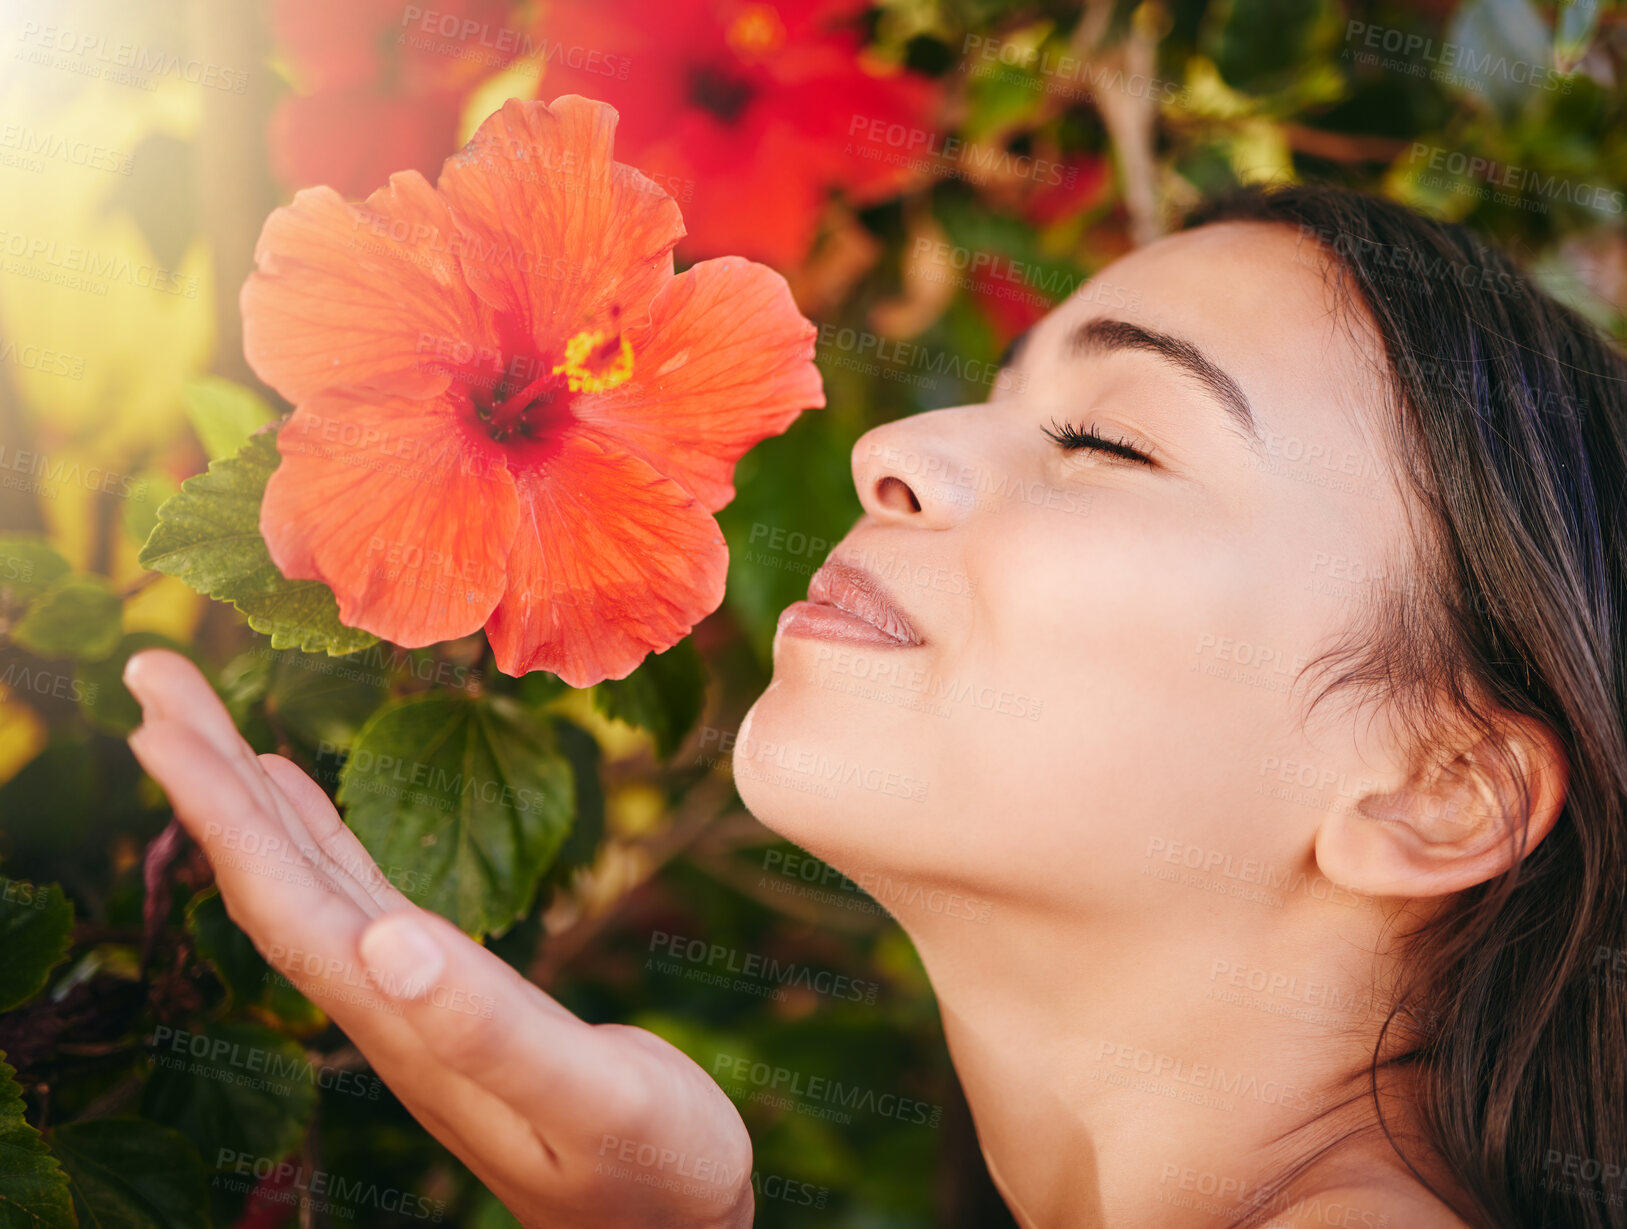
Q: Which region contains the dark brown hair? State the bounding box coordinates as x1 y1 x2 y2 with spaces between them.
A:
1186 184 1627 1228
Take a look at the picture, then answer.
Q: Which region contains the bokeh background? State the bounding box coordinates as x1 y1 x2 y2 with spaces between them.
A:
0 0 1622 1225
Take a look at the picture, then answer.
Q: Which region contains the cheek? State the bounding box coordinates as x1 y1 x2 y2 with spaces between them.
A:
937 501 1295 826
968 497 1209 698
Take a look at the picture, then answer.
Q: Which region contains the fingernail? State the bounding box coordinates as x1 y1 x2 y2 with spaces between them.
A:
123 652 157 712
359 914 445 1000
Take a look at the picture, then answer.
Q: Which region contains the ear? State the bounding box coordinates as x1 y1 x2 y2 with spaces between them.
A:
1315 713 1568 898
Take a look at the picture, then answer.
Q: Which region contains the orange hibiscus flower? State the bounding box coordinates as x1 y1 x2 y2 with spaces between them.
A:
242 95 824 686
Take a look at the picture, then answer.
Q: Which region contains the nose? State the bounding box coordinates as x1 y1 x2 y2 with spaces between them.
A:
850 410 975 530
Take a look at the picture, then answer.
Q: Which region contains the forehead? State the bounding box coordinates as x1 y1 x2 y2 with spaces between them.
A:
1030 221 1393 443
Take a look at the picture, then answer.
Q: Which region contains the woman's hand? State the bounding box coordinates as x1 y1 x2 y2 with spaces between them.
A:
123 650 753 1229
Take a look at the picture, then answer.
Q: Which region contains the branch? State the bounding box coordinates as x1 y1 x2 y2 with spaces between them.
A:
1074 1 1165 247
528 775 740 987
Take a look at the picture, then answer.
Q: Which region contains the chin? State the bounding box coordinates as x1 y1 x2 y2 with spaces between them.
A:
732 644 940 873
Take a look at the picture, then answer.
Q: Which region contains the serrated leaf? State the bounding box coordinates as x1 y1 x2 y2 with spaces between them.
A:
50 1118 210 1229
339 694 573 935
138 432 377 656
592 640 707 759
0 1057 75 1229
13 577 123 662
0 541 70 609
140 1021 316 1165
182 376 277 463
0 882 73 1013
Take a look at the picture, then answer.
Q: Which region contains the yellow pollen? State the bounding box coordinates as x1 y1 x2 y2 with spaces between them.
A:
727 4 785 60
552 330 634 393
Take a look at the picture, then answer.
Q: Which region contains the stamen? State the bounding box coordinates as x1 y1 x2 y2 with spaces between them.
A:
553 330 635 394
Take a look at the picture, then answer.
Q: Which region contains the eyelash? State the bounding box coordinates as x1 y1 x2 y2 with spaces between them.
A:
1042 418 1156 466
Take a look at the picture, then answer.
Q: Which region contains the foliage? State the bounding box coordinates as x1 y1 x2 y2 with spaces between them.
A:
0 0 1622 1224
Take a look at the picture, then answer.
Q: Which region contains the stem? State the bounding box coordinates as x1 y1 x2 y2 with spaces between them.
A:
119 570 164 601
528 775 738 986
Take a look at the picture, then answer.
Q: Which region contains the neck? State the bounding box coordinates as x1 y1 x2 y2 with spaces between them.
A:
898 889 1419 1229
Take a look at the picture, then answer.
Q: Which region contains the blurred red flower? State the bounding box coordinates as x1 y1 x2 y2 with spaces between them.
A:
537 0 943 267
269 0 521 197
243 96 824 685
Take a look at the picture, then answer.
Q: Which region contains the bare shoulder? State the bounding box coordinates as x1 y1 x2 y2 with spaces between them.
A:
1260 1181 1472 1229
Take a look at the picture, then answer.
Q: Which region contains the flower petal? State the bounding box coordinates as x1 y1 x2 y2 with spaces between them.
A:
576 257 824 510
484 433 726 686
260 393 519 646
436 96 684 344
242 171 495 403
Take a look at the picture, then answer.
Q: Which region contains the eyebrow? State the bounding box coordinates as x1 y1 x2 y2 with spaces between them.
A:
1067 317 1263 448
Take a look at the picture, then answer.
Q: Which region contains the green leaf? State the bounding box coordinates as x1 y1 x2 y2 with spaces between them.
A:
121 470 179 549
140 1021 317 1165
717 413 862 662
12 577 123 662
0 540 70 609
138 431 377 656
50 1118 210 1229
0 1057 75 1229
339 694 574 935
547 718 604 882
592 639 707 759
1203 0 1344 98
184 890 266 1010
214 651 272 732
185 890 321 1029
265 648 393 751
182 376 277 463
466 1187 523 1229
517 670 568 708
75 634 193 735
0 882 73 1013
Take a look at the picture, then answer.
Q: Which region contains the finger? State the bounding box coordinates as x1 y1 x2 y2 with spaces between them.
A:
260 754 405 917
130 716 579 1188
135 720 601 1106
125 649 284 818
128 718 371 966
124 648 241 753
123 650 383 918
355 909 634 1123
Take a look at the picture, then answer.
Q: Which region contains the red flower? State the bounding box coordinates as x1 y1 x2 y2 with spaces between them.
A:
536 0 942 267
242 96 824 686
1022 152 1109 228
268 0 521 197
970 266 1051 352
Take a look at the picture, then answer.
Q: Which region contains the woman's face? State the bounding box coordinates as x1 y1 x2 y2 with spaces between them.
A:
737 221 1416 924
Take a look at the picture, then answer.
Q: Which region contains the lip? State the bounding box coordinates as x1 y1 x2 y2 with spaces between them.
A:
777 558 924 648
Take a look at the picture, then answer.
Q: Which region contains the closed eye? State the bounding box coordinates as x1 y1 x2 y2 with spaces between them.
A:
1043 418 1156 467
